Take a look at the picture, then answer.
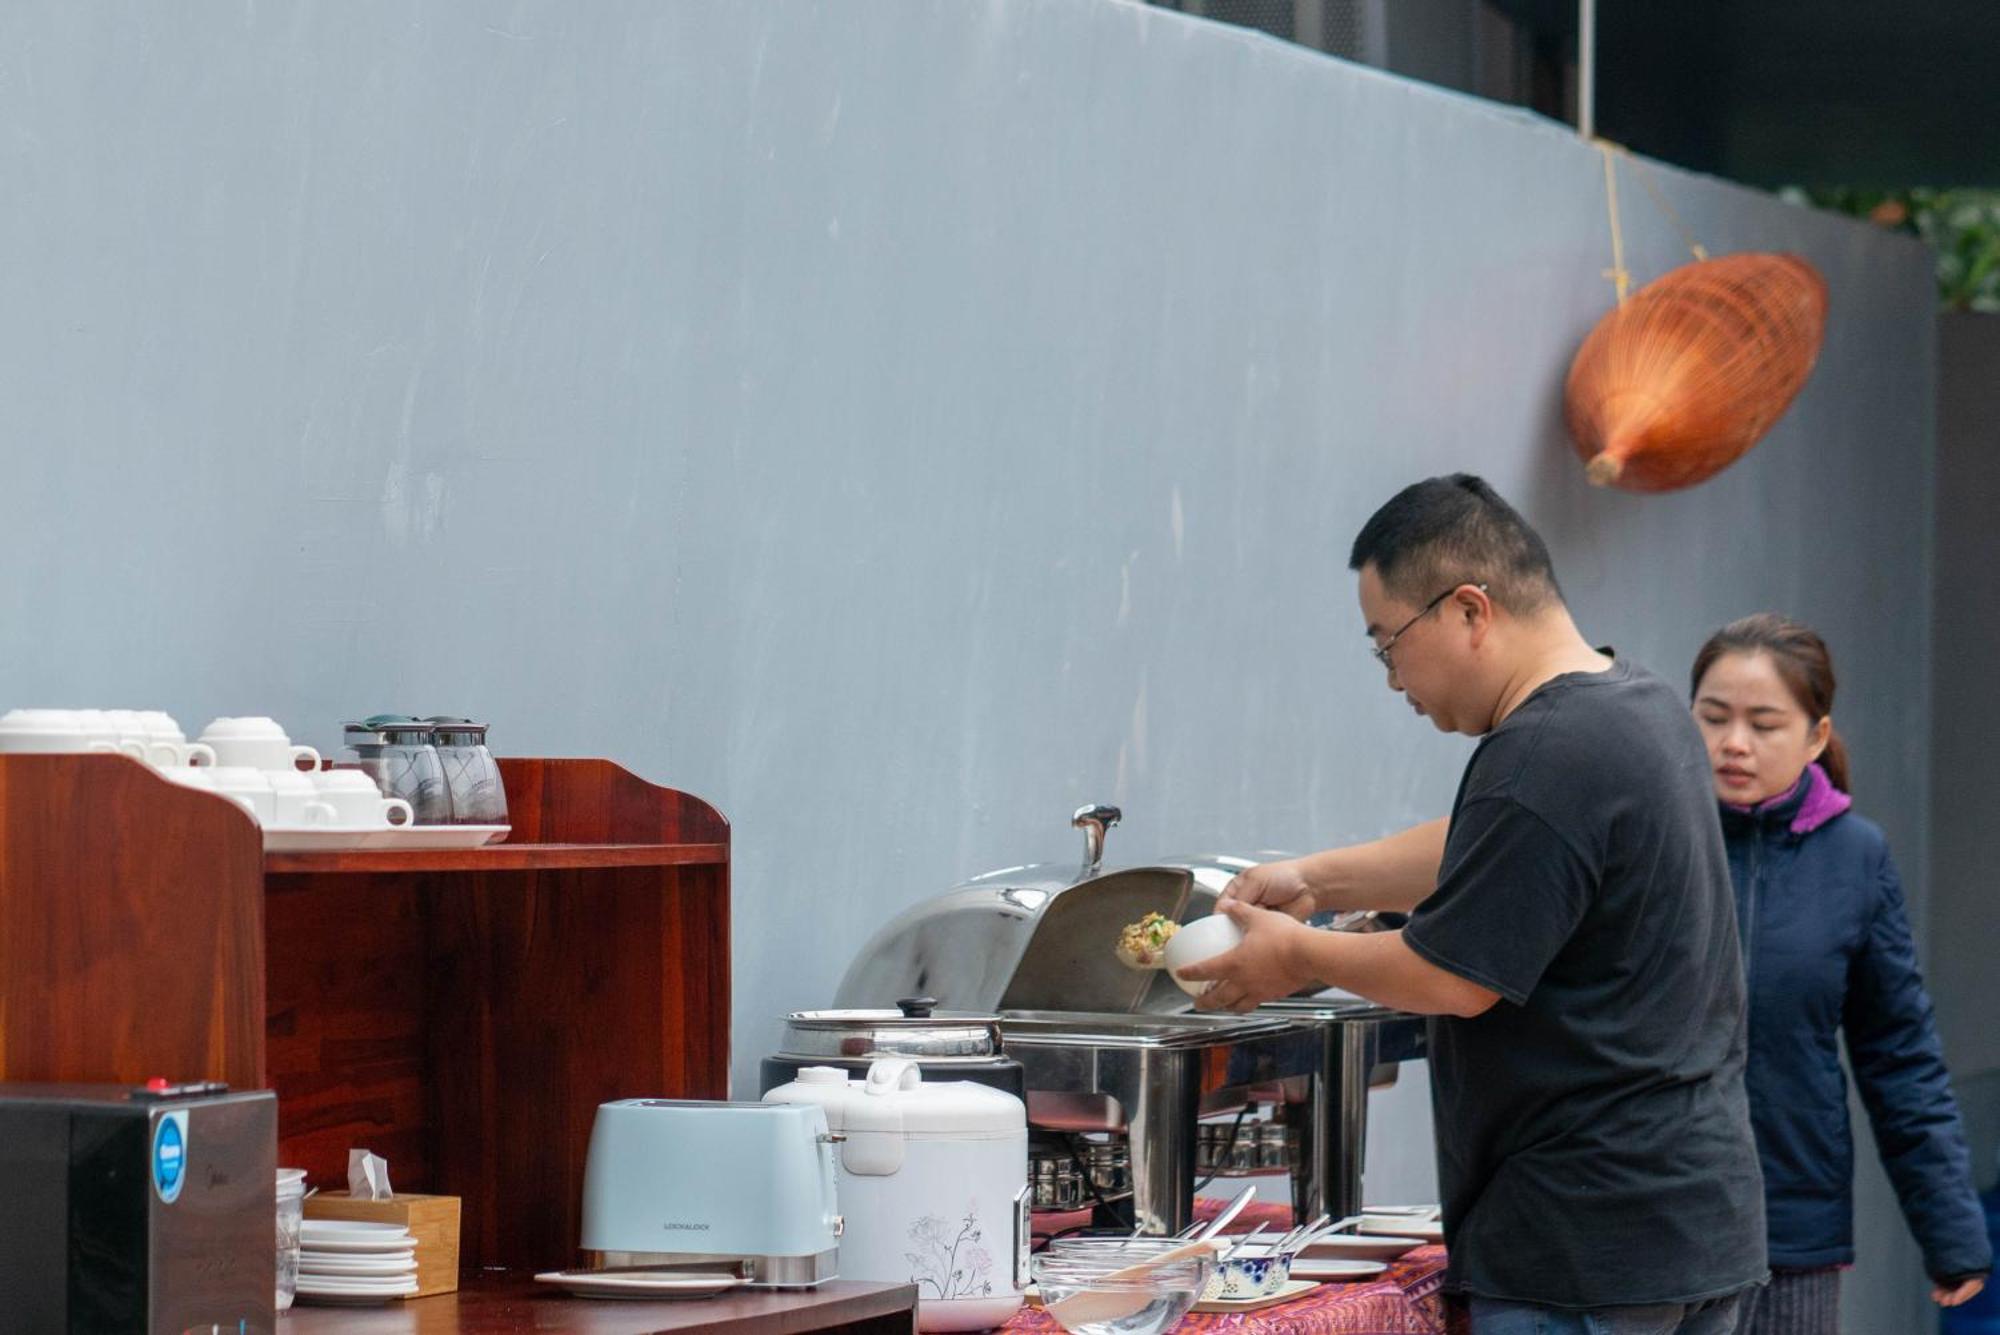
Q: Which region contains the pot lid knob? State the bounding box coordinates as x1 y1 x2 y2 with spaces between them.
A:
896 996 937 1019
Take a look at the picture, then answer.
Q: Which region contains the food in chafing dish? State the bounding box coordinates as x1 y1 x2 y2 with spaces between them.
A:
1114 911 1180 970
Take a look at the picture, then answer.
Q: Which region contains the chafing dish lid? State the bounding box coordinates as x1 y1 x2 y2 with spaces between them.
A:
779 1001 1004 1061
996 1009 1300 1048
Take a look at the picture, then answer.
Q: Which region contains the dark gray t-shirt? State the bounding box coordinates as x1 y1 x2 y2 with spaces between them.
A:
1403 657 1767 1308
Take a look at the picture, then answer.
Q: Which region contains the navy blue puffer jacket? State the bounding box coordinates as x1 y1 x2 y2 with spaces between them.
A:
1719 777 1992 1281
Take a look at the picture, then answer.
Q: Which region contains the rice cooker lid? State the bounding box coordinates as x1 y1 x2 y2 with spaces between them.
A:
772 1061 1025 1138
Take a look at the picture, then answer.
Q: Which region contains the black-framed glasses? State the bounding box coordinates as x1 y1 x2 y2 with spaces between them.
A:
1371 583 1488 670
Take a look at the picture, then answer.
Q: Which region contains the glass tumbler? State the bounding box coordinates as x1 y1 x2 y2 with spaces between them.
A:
276 1167 306 1310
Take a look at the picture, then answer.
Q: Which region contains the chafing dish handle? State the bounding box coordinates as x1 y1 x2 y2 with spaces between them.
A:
1071 804 1121 880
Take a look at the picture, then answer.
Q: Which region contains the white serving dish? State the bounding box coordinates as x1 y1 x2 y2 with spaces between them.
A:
1289 1256 1389 1282
1356 1215 1444 1243
1299 1232 1427 1263
361 824 511 850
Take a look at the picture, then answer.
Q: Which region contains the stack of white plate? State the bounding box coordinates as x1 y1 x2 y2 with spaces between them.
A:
297 1219 420 1306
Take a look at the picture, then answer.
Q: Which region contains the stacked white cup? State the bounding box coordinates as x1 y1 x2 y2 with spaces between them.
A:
197 718 327 830
0 708 215 768
195 718 411 832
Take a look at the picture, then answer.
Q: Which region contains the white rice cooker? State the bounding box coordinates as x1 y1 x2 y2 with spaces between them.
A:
765 1058 1028 1331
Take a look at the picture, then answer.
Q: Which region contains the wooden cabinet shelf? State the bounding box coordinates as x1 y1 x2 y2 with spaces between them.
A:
0 752 731 1279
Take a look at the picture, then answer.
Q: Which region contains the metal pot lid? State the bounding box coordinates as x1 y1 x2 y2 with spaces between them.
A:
780 997 1004 1062
422 715 489 740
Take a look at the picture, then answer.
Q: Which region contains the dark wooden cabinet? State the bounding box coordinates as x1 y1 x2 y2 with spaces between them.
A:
0 753 730 1276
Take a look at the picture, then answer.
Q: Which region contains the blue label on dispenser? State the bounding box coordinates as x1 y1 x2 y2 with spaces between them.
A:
153 1111 188 1203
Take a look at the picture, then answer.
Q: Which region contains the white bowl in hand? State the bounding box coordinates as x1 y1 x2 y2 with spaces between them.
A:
1162 913 1245 996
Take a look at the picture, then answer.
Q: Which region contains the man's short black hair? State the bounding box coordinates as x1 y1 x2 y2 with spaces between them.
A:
1348 473 1563 615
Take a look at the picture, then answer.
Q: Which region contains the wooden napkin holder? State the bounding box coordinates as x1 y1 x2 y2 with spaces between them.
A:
304 1191 462 1298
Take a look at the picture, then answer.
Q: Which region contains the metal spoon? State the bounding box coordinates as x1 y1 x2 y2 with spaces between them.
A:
1283 1214 1365 1257
1193 1184 1257 1242
1221 1222 1268 1262
1273 1210 1328 1253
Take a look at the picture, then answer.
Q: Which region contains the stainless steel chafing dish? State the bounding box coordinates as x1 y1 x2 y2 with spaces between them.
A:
830 804 1429 1235
997 1009 1324 1234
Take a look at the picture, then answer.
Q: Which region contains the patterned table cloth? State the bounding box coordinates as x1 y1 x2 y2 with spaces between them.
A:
1006 1244 1450 1335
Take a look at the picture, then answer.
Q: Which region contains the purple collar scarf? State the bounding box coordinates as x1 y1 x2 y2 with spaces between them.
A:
1723 761 1852 835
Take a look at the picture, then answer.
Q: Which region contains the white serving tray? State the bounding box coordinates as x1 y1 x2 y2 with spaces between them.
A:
262 824 511 853
361 824 510 850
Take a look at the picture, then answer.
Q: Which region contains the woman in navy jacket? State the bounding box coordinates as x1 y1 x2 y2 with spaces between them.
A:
1691 614 1990 1332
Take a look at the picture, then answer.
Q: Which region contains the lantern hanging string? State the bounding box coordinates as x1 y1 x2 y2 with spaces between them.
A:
1593 139 1712 307
1597 140 1631 305
1621 145 1710 264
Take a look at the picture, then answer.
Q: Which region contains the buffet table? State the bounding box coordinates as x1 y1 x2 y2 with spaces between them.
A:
1014 1198 1452 1335
1008 1246 1447 1335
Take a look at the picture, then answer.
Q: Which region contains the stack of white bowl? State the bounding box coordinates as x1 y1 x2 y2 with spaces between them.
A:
297 1219 420 1305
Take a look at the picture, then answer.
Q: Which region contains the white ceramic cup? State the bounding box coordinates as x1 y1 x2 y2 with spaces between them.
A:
0 708 152 759
132 710 216 769
198 717 321 773
310 769 415 829
1163 913 1247 997
164 767 260 820
265 772 339 828
0 708 88 753
208 767 276 826
73 710 150 758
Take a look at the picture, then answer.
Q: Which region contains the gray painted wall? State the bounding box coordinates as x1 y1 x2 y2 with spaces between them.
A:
0 2 1941 1327
1933 313 2000 1202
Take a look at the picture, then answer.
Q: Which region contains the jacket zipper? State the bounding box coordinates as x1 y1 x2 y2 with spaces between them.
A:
1741 831 1760 983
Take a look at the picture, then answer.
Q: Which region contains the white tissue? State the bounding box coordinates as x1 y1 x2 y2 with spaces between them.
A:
348 1148 392 1201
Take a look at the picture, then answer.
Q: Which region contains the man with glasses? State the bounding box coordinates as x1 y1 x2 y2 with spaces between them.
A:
1180 474 1765 1334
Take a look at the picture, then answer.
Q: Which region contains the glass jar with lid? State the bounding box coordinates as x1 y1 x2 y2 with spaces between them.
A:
343 716 452 825
424 716 508 826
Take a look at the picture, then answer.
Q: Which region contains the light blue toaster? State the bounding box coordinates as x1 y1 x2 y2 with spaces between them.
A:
579 1099 843 1287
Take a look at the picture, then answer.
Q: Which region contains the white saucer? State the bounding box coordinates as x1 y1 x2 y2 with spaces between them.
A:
298 1222 416 1255
302 1245 417 1262
301 1220 409 1236
1189 1278 1319 1311
1300 1233 1427 1263
1290 1257 1389 1282
300 1253 420 1277
535 1269 743 1300
361 824 511 850
296 1274 420 1305
298 1276 420 1292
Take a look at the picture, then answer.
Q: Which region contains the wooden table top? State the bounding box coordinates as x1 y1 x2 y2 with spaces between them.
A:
278 1276 918 1335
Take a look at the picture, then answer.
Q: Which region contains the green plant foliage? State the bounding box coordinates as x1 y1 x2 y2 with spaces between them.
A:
1781 186 2000 312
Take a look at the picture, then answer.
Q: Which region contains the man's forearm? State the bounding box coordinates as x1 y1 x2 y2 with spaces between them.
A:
1298 817 1449 915
1288 924 1496 1018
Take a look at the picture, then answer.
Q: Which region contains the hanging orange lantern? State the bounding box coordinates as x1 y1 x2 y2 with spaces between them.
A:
1564 253 1829 492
